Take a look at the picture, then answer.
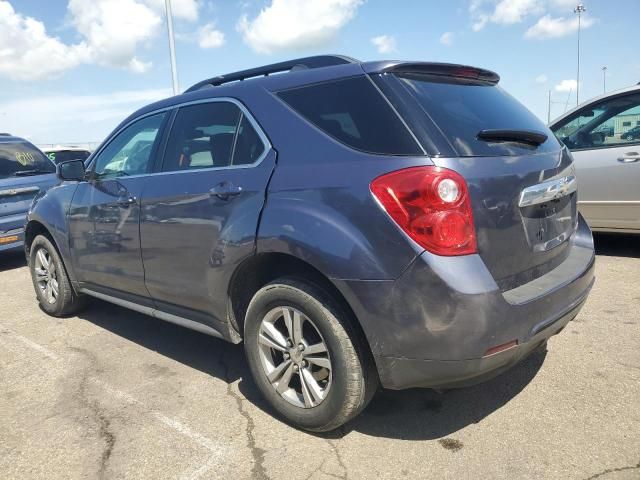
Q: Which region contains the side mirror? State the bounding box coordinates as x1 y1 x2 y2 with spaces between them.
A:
57 159 86 181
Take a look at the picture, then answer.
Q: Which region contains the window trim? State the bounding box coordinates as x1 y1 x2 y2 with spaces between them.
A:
88 97 272 179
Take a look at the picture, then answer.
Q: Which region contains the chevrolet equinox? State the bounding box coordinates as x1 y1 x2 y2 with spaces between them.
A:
25 56 595 431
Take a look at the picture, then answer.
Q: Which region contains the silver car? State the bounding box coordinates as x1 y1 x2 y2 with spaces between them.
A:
550 84 640 233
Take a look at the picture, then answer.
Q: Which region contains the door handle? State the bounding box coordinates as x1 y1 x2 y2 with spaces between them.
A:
209 181 243 200
117 195 137 207
618 152 640 163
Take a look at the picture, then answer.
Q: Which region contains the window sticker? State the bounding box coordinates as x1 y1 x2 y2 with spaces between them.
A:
15 151 35 166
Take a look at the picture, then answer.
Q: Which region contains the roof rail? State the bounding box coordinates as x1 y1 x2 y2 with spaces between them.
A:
184 55 359 93
0 133 12 136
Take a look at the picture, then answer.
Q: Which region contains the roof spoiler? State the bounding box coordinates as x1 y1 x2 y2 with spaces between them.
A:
185 55 359 93
374 62 500 84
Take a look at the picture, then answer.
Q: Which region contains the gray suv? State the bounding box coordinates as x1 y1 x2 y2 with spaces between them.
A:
25 56 595 431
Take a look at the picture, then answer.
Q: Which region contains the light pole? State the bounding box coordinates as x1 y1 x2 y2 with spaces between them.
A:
602 66 607 93
574 3 586 106
165 0 179 95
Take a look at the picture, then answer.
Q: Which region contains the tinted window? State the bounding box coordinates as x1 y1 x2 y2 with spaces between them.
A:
377 73 560 157
94 113 166 178
232 115 264 165
0 142 55 179
551 93 640 150
162 102 265 172
277 76 422 155
46 150 91 164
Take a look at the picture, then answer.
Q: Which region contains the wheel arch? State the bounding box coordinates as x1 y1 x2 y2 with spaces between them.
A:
227 252 375 363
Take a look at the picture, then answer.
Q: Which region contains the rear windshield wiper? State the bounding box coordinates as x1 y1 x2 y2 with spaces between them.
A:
477 129 548 146
13 169 54 176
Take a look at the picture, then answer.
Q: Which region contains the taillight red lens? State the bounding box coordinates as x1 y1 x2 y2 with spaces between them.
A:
370 166 477 256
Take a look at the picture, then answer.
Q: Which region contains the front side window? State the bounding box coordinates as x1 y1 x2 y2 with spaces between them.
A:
93 113 166 178
0 142 55 179
162 101 266 172
277 76 423 155
551 93 640 150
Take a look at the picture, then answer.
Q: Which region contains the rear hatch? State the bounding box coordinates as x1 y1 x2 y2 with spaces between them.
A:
372 65 578 290
0 141 57 233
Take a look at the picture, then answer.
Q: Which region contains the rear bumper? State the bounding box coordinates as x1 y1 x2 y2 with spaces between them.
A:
334 214 595 390
374 286 590 389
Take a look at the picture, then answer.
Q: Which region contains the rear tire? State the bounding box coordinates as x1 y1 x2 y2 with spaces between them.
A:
29 235 85 317
244 278 377 432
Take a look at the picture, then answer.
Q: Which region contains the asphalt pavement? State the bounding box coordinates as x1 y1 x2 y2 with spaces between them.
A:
1 234 639 479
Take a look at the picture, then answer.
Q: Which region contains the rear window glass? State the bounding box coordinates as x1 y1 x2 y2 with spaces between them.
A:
380 73 559 157
277 76 422 155
0 142 55 179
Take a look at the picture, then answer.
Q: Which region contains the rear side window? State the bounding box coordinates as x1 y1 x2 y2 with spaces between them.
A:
0 142 55 179
162 101 266 172
277 76 422 155
376 73 560 157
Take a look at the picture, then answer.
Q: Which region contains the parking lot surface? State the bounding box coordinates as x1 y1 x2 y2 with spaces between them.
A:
1 234 639 480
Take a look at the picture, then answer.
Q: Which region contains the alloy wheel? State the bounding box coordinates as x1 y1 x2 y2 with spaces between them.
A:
257 306 332 408
34 247 58 305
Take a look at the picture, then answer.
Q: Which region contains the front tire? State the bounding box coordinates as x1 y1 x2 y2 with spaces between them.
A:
29 235 85 317
244 278 377 432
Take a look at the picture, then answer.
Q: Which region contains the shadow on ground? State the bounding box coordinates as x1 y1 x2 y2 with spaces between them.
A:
77 298 546 441
0 249 26 272
594 233 640 258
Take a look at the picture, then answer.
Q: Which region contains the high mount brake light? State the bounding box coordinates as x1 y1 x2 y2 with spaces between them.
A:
370 166 477 256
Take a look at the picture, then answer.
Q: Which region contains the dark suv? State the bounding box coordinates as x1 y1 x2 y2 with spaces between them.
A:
26 56 595 431
1 134 57 252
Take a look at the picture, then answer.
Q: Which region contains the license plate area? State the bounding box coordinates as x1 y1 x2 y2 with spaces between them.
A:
520 194 576 251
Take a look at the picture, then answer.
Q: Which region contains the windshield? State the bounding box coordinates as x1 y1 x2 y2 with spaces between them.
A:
375 73 560 156
0 142 55 179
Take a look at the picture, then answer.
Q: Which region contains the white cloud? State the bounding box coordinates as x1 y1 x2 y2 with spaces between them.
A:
371 35 397 54
439 32 453 46
237 0 363 54
0 0 202 81
555 79 577 92
470 0 543 31
0 1 86 81
535 74 548 83
0 88 171 143
525 14 594 39
198 22 225 48
491 0 543 24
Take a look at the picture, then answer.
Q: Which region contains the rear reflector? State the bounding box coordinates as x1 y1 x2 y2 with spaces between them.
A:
483 340 518 357
370 166 477 256
0 235 19 244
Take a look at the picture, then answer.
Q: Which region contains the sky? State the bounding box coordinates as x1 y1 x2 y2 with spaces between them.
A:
1 0 639 145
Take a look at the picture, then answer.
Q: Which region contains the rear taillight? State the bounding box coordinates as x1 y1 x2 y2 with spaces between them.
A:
370 166 477 256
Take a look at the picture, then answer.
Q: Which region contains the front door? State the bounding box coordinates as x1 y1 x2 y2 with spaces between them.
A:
69 112 167 298
551 91 640 231
140 100 274 323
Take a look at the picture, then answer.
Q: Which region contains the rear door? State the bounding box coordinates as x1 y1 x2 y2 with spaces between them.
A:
68 112 167 299
140 99 274 322
550 91 640 231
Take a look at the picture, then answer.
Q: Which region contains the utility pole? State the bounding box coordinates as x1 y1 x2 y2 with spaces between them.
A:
165 0 179 95
574 4 586 106
602 66 607 93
